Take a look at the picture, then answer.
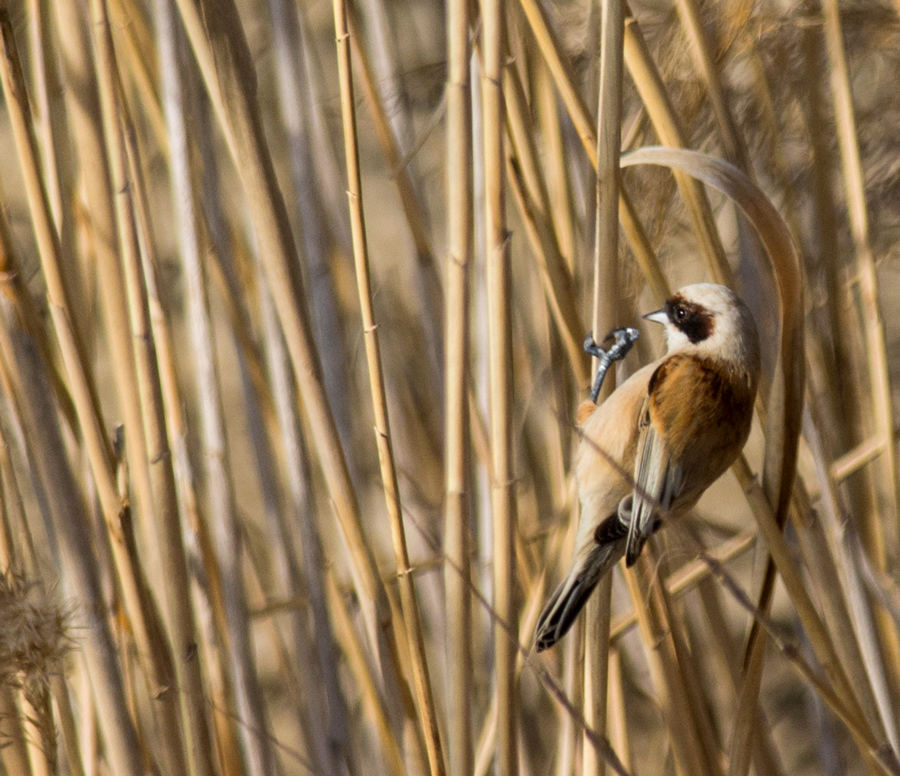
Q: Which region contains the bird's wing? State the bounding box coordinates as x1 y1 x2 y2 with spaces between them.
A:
625 364 685 566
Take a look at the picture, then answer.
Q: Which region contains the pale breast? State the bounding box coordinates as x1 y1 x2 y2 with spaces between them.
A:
574 361 661 514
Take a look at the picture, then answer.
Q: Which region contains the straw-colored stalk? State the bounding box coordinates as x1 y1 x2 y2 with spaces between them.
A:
621 5 733 287
821 2 900 716
583 2 624 774
0 221 142 775
125 130 244 775
803 399 900 752
534 57 576 269
171 0 407 709
332 1 445 775
265 0 356 469
514 0 666 303
155 0 276 771
85 2 217 772
444 0 473 769
482 0 518 772
50 0 160 576
345 0 444 356
0 14 194 776
502 64 587 387
821 0 900 534
326 571 406 776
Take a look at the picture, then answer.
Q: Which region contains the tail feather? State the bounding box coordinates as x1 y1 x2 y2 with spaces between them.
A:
534 533 626 652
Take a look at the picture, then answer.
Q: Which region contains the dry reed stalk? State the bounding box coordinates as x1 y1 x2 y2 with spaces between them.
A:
51 673 87 776
86 3 218 773
514 0 664 305
502 65 587 386
170 2 410 725
609 529 756 641
325 572 406 776
621 7 733 288
256 266 357 776
821 0 900 542
606 648 629 772
804 399 900 752
623 557 714 776
108 0 169 154
444 0 474 769
582 3 625 773
820 3 900 720
130 175 244 776
0 232 142 775
473 569 547 776
27 0 84 327
120 79 244 776
155 1 277 771
481 0 518 772
49 0 161 574
345 0 445 369
266 0 356 472
534 58 576 269
0 16 194 776
686 528 900 776
332 1 446 774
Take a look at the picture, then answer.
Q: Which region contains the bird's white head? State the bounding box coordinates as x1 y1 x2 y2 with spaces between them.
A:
644 283 761 375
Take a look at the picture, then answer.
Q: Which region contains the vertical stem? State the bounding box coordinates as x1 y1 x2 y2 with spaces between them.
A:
584 1 624 773
482 0 517 772
445 0 473 769
331 2 445 774
821 0 899 551
86 3 217 773
155 0 276 771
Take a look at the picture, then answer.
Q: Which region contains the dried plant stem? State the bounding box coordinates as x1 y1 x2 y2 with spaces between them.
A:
534 58 575 269
155 1 276 771
445 0 473 768
482 0 518 773
346 0 445 365
266 0 356 470
624 558 714 776
0 238 142 775
0 15 192 776
583 2 624 773
50 0 160 571
326 572 406 776
502 65 587 386
171 0 406 709
621 7 732 287
821 0 900 562
333 2 445 775
86 3 216 773
514 0 663 301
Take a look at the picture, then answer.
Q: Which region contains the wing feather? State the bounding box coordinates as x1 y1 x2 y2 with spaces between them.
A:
625 375 684 565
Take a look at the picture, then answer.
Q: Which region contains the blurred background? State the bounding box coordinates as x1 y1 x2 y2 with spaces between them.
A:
0 0 897 775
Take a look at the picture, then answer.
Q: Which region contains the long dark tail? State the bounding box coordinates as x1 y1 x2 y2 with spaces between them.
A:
534 515 627 652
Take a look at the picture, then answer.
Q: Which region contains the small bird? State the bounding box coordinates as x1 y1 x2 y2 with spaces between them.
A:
534 283 761 651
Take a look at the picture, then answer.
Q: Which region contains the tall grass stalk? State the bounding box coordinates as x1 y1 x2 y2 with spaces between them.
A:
333 1 445 773
444 0 473 770
482 0 518 774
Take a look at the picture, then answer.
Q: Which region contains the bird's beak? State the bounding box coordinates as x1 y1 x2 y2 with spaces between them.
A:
642 309 668 326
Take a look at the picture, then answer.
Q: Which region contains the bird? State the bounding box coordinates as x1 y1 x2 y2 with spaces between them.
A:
534 283 761 652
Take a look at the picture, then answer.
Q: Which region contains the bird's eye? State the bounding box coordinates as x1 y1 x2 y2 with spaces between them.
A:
674 305 687 321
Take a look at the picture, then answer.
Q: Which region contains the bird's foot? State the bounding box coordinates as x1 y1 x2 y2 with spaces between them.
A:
585 327 640 403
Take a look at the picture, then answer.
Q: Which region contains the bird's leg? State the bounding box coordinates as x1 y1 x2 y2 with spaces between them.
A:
584 327 640 403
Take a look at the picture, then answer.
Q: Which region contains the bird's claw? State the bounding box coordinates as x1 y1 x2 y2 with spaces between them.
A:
585 326 640 403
